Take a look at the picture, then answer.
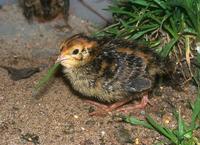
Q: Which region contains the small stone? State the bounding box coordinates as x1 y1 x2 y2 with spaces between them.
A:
74 115 79 119
85 120 95 126
114 125 133 144
81 127 85 131
0 66 40 81
135 138 140 144
83 139 94 145
164 119 170 124
63 122 75 135
140 110 146 115
162 113 172 125
101 131 106 137
88 106 95 113
21 133 40 145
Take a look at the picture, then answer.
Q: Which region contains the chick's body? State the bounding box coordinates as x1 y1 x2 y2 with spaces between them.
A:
58 34 166 104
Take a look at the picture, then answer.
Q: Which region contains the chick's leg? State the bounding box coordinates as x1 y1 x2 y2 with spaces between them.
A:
84 98 132 116
117 95 150 113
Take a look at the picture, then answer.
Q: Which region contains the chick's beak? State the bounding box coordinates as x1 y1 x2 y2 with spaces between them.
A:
56 55 68 64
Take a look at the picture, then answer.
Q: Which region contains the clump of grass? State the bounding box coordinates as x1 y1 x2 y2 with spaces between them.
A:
122 89 200 145
96 0 200 82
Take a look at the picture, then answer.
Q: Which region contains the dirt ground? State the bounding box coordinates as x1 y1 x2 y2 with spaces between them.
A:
0 4 199 145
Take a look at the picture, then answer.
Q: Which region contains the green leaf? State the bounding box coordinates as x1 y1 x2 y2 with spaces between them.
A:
129 0 150 7
177 110 185 140
130 25 159 39
150 40 161 48
32 63 61 96
153 0 167 9
123 116 153 129
183 28 197 35
146 115 178 144
109 6 135 17
129 0 157 8
190 90 200 129
120 19 131 29
160 37 179 57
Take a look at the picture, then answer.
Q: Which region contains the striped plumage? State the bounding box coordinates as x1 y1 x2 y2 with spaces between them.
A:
19 0 70 23
57 34 167 104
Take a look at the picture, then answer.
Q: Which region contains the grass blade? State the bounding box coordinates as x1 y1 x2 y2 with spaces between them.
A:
153 0 167 9
130 25 159 39
129 0 157 8
160 37 179 57
32 63 61 96
146 115 178 144
177 109 185 141
123 116 153 129
190 90 200 129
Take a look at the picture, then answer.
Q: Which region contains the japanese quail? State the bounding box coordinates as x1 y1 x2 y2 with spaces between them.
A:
19 0 70 24
56 34 171 115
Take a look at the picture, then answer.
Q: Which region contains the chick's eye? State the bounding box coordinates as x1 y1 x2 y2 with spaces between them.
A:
72 49 79 55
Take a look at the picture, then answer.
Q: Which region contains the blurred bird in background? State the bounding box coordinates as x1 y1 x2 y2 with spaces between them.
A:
18 0 70 25
18 0 111 28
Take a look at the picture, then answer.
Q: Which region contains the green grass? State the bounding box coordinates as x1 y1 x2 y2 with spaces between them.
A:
122 89 200 145
32 63 61 97
95 0 200 75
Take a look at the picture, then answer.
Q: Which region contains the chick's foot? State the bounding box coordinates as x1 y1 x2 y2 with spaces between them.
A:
117 95 151 113
84 98 132 116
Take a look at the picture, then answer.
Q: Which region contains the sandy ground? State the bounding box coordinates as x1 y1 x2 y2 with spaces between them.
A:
0 4 199 145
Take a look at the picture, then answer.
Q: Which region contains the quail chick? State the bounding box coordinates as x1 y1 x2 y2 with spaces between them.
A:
19 0 70 25
56 34 169 115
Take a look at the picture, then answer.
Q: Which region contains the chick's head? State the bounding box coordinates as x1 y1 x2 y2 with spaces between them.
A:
57 34 98 68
